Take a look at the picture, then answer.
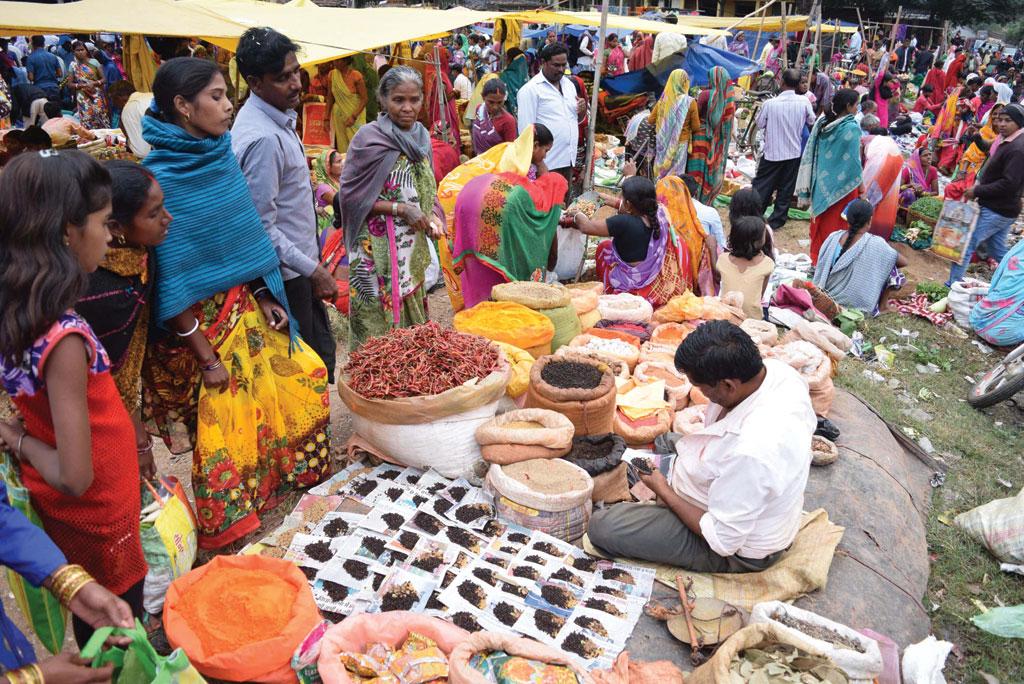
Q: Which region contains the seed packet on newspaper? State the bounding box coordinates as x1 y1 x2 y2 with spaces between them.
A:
285 533 337 569
372 567 437 614
525 580 583 619
310 511 366 540
403 538 458 580
359 504 411 536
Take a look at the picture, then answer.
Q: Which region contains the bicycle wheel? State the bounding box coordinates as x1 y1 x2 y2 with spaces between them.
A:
968 343 1024 408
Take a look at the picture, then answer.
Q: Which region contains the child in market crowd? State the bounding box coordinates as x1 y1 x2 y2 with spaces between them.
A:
0 150 148 647
718 215 775 320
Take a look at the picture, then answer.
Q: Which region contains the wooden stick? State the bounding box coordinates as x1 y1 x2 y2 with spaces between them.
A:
813 4 823 73
722 0 779 34
781 2 788 70
887 5 903 55
752 0 769 69
676 576 703 666
828 18 838 70
582 0 609 194
794 0 815 71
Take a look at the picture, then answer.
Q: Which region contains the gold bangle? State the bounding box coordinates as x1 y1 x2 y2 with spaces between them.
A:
48 564 94 608
6 664 44 684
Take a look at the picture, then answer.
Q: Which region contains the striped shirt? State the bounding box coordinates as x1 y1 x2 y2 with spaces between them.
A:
756 89 816 162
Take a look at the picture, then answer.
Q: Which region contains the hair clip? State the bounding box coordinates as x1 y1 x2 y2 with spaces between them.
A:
38 149 59 158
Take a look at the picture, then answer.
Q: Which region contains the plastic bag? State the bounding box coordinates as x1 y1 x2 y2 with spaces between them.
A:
0 450 67 655
597 293 654 324
493 342 534 399
653 291 704 323
948 278 989 327
971 605 1024 638
81 619 207 684
292 621 330 684
140 477 198 615
901 636 952 684
954 487 1024 563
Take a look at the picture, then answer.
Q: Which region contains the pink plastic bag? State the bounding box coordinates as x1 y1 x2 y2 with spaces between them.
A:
860 628 901 684
316 613 470 684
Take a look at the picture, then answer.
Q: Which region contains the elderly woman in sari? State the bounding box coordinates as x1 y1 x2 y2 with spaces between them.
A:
899 148 939 208
472 79 518 156
453 125 567 309
686 66 737 204
648 69 700 180
339 67 445 349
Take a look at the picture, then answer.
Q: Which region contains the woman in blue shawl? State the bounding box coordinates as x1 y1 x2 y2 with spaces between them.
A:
140 58 330 549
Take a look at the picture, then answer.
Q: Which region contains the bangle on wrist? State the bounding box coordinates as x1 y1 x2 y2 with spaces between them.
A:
49 564 94 609
201 354 223 373
391 201 399 216
15 431 27 460
137 437 154 454
175 318 200 338
252 286 270 300
5 663 44 684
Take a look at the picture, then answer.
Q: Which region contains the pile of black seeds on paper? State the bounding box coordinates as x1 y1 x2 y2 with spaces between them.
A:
381 583 419 611
323 518 350 538
321 581 349 602
389 551 408 565
493 602 522 626
499 545 518 555
594 585 627 599
471 567 499 585
398 530 420 550
304 541 333 562
533 541 562 556
456 581 487 608
483 520 506 537
412 512 444 535
601 568 635 584
501 582 528 598
571 557 598 572
455 503 491 524
563 632 602 658
507 532 530 545
541 584 576 609
411 551 444 573
446 527 481 552
381 513 405 530
524 554 546 565
426 482 446 495
451 612 483 632
299 566 318 581
343 559 369 580
551 568 584 587
574 615 608 637
322 610 344 623
360 536 387 557
447 486 468 501
426 593 445 611
378 470 400 481
512 565 541 581
371 574 384 591
384 488 403 502
534 610 566 638
483 555 509 569
433 498 454 516
412 495 427 507
584 598 623 617
352 479 378 497
541 361 603 390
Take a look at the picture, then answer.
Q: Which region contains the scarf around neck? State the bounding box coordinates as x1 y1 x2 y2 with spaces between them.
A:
141 116 293 335
600 208 671 292
796 113 863 217
339 114 432 255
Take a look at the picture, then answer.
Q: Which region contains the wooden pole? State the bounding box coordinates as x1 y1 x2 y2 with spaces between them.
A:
752 0 769 68
794 0 817 71
723 0 779 34
828 18 839 69
583 0 609 193
433 44 450 145
781 2 788 70
813 4 823 73
888 5 903 55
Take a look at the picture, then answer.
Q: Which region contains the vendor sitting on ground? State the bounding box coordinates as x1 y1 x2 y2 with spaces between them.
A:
588 320 816 572
39 101 96 142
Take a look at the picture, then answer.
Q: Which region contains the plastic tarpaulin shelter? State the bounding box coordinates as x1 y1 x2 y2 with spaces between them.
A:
506 9 729 37
602 53 685 96
602 42 758 95
665 14 855 34
685 42 760 85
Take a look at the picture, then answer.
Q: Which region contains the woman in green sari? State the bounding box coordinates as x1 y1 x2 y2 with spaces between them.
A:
327 57 368 154
500 48 530 117
686 66 737 204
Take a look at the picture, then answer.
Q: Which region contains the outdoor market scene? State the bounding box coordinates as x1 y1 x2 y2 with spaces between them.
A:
1 0 1024 681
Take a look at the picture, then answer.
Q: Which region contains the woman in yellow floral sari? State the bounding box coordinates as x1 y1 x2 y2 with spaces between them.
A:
327 57 368 154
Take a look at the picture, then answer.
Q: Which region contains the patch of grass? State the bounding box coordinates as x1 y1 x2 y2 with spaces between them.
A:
836 314 1023 682
327 305 349 350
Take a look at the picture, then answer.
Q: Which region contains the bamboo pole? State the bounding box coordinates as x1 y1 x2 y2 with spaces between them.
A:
752 0 769 69
582 0 609 193
723 0 779 33
781 2 788 70
828 18 838 69
794 0 817 71
933 20 949 69
813 4 823 73
887 5 903 55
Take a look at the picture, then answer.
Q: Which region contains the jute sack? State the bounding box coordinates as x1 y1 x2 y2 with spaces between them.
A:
475 409 575 464
591 462 631 504
453 301 554 358
566 286 600 316
613 408 673 447
554 346 631 380
639 342 677 366
492 281 571 310
634 361 691 410
579 308 602 330
524 354 617 436
740 319 779 346
539 304 582 352
687 624 831 684
649 322 692 348
567 333 641 371
486 460 593 512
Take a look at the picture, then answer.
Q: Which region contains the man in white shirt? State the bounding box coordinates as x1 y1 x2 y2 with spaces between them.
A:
575 31 594 74
751 68 816 231
452 67 473 101
109 82 153 158
652 23 687 64
517 43 585 181
589 321 816 571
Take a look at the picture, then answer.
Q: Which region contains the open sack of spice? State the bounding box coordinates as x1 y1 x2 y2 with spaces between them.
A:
475 408 575 464
338 323 511 479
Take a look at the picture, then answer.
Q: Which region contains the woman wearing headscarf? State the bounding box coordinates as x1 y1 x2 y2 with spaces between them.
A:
945 47 967 91
500 48 529 116
686 66 736 204
648 69 700 180
339 66 445 349
899 147 939 208
326 57 368 153
923 64 947 105
729 31 750 58
796 88 864 265
472 79 517 156
629 32 653 72
312 148 343 240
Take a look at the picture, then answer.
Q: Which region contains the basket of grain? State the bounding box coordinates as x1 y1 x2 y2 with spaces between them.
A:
524 353 617 436
485 459 594 542
475 409 575 464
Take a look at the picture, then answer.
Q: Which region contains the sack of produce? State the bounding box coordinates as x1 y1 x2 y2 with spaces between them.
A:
700 296 746 323
448 631 593 684
486 460 594 541
781 320 851 363
579 308 601 330
948 278 989 327
565 282 601 316
649 322 693 348
593 319 653 343
565 281 605 297
454 301 555 358
590 462 631 504
673 405 707 435
811 435 839 466
638 341 677 366
614 378 673 446
164 555 322 683
954 487 1024 564
475 409 575 464
140 477 198 616
339 324 510 479
493 342 534 399
553 345 631 380
524 354 617 436
634 361 692 410
567 333 640 371
613 408 672 446
538 303 583 352
739 319 779 347
653 291 704 323
687 624 840 684
492 281 571 310
317 613 470 684
597 292 654 324
563 434 630 504
750 601 883 681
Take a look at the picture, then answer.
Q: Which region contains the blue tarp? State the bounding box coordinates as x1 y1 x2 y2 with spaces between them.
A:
602 41 759 96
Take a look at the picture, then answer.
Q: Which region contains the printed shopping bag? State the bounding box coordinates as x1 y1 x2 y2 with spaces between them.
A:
140 478 198 615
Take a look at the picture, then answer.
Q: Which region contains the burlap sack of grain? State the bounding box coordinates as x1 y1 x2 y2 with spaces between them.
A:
597 292 654 324
485 460 594 541
649 322 693 348
554 346 631 380
590 462 631 504
492 281 571 310
687 624 834 684
804 356 835 417
525 354 617 436
567 333 640 371
634 361 692 410
475 409 575 464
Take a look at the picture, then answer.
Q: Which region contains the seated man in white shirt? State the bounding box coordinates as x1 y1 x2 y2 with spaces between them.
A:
588 321 816 572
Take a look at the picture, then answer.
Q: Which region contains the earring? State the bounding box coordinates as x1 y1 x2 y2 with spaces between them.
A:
115 234 127 246
63 236 70 247
185 112 192 123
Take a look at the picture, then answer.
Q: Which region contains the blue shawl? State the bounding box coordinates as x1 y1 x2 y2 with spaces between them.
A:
795 114 863 218
141 117 293 336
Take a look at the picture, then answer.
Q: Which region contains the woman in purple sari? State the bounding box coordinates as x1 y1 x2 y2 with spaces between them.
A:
899 148 939 208
471 79 518 156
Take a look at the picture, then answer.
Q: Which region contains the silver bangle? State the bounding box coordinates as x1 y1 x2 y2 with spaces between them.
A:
175 318 200 338
16 432 27 459
391 202 399 216
252 286 270 299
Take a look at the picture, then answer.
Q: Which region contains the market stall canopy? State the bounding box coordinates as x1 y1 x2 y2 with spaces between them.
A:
669 14 856 34
603 41 759 95
505 9 730 37
0 0 245 40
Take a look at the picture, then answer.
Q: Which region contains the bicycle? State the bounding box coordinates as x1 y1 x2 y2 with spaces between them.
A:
968 341 1024 408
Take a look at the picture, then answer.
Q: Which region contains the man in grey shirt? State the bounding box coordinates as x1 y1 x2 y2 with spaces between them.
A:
232 27 339 381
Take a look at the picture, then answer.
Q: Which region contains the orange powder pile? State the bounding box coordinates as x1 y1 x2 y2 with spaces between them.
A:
177 567 297 655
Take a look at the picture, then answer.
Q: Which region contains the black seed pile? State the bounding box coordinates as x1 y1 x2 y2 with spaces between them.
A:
433 498 454 516
426 593 445 611
381 582 419 611
360 536 387 557
501 582 528 598
507 532 530 545
454 552 472 569
385 488 403 502
447 486 468 501
411 551 444 573
451 612 483 632
571 437 617 461
305 541 332 562
389 551 408 565
472 567 499 586
541 360 603 390
322 610 345 623
441 571 457 589
563 632 602 658
412 495 427 507
571 557 598 572
378 469 400 480
512 565 541 581
323 518 350 538
405 473 421 485
499 545 518 555
493 602 522 626
541 584 576 609
533 541 562 556
371 574 384 591
483 555 509 569
412 512 444 535
483 520 507 538
534 610 566 638
584 598 623 617
524 554 547 566
456 581 487 608
352 479 378 497
454 503 491 523
381 513 405 530
398 531 420 550
322 580 349 602
426 483 446 495
601 568 635 584
343 559 369 580
299 566 318 581
551 568 584 587
446 527 481 552
574 615 608 637
593 585 627 599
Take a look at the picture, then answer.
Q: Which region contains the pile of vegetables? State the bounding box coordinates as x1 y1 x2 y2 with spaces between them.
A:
916 282 950 303
904 219 935 244
910 196 943 220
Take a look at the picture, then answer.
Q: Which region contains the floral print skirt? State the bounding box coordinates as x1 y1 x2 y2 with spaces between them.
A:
143 286 331 549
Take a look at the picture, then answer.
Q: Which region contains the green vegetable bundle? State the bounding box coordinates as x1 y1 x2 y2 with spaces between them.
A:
909 196 943 220
916 282 950 303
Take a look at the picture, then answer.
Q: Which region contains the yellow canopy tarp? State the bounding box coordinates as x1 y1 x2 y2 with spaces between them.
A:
506 9 729 37
667 14 856 34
